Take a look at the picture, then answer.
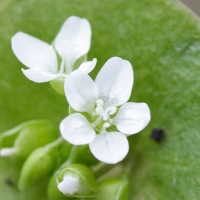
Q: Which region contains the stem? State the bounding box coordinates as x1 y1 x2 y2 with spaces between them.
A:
94 164 114 179
58 145 80 171
120 154 137 180
47 137 66 151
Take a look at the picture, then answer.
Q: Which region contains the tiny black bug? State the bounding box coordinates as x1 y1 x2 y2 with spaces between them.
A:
150 128 165 142
5 179 14 187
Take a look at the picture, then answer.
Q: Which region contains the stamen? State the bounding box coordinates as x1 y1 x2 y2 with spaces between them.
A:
109 107 118 115
95 107 103 115
96 99 104 106
95 99 104 115
103 122 110 128
102 106 118 120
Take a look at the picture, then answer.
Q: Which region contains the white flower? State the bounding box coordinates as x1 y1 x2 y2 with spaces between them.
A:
60 57 151 164
11 16 96 83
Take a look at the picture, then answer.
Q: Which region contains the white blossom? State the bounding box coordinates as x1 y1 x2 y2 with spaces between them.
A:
60 57 151 164
11 16 95 83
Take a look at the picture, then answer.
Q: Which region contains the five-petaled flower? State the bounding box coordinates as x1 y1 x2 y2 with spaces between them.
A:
11 16 96 83
60 57 151 164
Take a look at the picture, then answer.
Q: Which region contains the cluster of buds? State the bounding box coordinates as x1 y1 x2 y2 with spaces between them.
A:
0 16 151 199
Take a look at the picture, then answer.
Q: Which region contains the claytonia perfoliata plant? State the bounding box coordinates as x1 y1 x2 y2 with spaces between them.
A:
11 16 96 83
60 57 151 164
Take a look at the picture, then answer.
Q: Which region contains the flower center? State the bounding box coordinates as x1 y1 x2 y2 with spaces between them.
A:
92 99 117 131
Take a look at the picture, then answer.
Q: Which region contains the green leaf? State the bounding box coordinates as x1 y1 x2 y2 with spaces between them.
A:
0 0 200 199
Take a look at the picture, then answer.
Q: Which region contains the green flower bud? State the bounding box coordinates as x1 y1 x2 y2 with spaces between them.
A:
80 178 130 200
96 178 130 200
48 173 67 200
47 145 98 200
57 164 97 198
18 138 72 190
0 120 59 160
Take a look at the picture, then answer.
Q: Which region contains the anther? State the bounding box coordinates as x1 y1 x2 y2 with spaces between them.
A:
95 107 103 115
103 122 110 128
109 107 118 115
96 99 104 106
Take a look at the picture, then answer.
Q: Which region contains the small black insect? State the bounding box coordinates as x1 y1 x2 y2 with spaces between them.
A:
150 128 165 142
5 179 14 187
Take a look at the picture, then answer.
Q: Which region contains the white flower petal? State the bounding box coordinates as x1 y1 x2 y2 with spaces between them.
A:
12 32 58 73
95 57 134 107
89 131 129 164
64 72 99 113
58 175 79 195
113 102 151 135
22 68 60 83
78 58 97 74
60 113 95 145
55 16 91 61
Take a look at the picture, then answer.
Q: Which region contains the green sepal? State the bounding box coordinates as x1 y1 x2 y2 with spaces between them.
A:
106 125 118 132
0 120 59 160
57 164 97 198
49 54 87 95
69 106 92 123
18 138 72 190
50 77 65 95
68 106 77 115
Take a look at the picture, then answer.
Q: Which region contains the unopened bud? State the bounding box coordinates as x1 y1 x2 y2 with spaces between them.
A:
18 138 72 190
57 164 97 198
47 145 98 200
96 178 130 200
0 120 59 160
